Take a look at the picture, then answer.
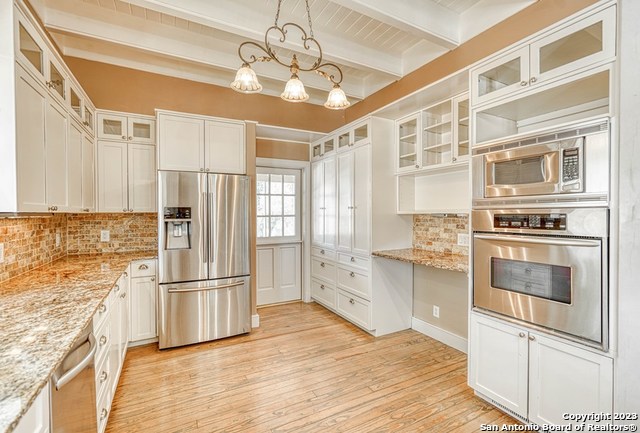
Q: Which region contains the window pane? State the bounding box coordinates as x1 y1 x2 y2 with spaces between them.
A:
257 217 268 238
270 217 283 237
257 174 269 194
283 196 295 216
257 195 268 216
284 217 295 236
270 196 282 215
270 175 282 194
283 175 296 195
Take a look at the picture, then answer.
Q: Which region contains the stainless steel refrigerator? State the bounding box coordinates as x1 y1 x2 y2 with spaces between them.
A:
157 171 251 349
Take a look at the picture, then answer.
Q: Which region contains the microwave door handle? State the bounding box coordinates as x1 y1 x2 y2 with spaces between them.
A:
474 234 601 247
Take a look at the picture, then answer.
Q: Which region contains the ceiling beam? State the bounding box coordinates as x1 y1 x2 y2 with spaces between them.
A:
41 3 366 100
328 0 460 50
121 0 403 78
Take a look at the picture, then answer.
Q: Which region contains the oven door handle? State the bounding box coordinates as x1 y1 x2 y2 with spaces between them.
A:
473 234 601 247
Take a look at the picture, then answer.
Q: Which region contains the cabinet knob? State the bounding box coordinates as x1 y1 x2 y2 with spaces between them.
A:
200 168 205 172
122 135 126 139
529 77 537 84
83 121 89 126
128 136 133 140
83 208 90 212
205 168 210 172
124 271 128 277
100 408 108 420
350 271 355 278
114 284 120 292
129 209 134 212
320 284 325 290
98 304 106 313
320 249 325 255
520 81 528 86
519 332 525 338
350 257 355 262
151 277 155 281
100 371 108 383
99 335 107 346
452 157 457 162
123 208 128 212
528 335 536 341
138 264 149 270
320 262 325 268
349 298 355 305
415 164 420 169
121 292 127 299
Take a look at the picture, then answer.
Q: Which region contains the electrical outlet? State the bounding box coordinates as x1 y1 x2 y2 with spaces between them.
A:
100 230 110 242
433 305 440 318
0 243 4 263
457 233 469 246
55 232 61 248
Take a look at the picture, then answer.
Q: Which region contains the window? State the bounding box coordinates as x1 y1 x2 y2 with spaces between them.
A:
257 168 301 242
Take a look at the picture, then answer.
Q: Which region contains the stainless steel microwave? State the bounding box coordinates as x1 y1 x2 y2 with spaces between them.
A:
472 119 610 207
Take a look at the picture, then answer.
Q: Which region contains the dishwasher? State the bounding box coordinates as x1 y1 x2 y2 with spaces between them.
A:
50 321 98 432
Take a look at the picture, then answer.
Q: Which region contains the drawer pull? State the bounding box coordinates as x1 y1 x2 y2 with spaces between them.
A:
100 371 108 383
100 408 108 420
120 292 127 299
349 298 355 305
151 277 155 282
99 335 107 346
320 249 325 255
519 332 526 338
98 304 107 313
114 284 120 293
350 257 355 262
320 284 325 290
320 262 325 268
528 335 536 341
124 271 128 277
138 264 149 270
350 272 355 278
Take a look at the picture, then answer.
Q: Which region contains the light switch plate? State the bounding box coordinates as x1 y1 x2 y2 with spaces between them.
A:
100 230 110 242
0 243 4 263
55 232 61 248
433 305 440 318
457 233 469 246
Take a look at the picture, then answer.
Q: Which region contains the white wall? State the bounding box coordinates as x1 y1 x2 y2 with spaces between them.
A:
614 0 640 417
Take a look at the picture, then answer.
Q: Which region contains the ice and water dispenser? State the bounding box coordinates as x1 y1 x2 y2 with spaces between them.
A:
163 207 192 250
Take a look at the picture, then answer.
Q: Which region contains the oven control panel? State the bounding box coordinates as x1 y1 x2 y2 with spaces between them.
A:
562 148 580 182
493 214 567 230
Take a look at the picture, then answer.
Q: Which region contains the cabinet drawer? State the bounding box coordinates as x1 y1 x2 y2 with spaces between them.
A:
131 259 156 278
95 347 111 402
93 296 110 330
336 290 371 330
94 318 111 364
337 253 369 270
96 385 111 433
311 257 336 284
311 247 336 261
311 278 336 309
337 266 370 299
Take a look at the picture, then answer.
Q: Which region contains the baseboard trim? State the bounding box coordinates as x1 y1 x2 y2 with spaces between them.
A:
252 314 260 328
411 317 468 354
128 337 158 348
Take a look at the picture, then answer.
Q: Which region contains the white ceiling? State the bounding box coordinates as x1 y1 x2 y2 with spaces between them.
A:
29 0 537 106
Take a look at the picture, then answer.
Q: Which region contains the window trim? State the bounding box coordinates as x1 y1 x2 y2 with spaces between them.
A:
256 167 302 245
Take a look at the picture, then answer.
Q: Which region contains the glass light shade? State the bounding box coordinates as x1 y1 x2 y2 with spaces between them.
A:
324 85 350 110
230 64 262 93
281 74 309 102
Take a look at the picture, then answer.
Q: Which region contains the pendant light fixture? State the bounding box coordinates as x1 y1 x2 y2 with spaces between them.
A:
230 0 350 109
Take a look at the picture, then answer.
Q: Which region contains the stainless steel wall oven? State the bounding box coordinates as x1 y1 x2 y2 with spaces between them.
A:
472 207 608 350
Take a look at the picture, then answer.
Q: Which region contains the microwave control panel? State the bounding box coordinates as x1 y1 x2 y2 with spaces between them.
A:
494 214 567 230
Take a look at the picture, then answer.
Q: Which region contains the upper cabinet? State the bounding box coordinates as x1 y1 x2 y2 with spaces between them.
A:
337 120 370 153
98 113 155 144
157 111 246 174
471 5 616 107
311 136 336 161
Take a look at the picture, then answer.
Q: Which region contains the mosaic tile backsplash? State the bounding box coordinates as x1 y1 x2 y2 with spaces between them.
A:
413 214 469 256
0 213 157 283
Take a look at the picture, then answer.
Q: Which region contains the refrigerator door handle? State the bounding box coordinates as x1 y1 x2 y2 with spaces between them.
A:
209 188 216 266
201 189 208 265
167 281 244 293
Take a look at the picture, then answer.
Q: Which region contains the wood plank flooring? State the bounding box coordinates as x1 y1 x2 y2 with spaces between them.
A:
106 302 513 433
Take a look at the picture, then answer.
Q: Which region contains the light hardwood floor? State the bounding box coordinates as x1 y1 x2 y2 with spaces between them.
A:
106 302 514 433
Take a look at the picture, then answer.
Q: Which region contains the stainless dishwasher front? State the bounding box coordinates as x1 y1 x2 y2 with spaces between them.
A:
50 321 98 432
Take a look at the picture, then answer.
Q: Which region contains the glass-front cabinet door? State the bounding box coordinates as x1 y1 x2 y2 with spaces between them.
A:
127 117 155 144
311 141 323 160
422 100 452 168
352 121 370 147
471 46 529 106
16 20 44 79
98 113 128 141
453 94 469 162
337 130 350 151
530 6 615 86
69 85 83 121
396 114 420 172
84 105 94 132
46 58 66 103
322 137 335 156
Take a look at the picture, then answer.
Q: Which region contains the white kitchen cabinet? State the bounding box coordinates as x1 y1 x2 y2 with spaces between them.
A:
157 111 246 174
97 141 156 213
82 134 95 212
336 120 370 153
469 312 613 424
67 120 84 211
97 112 155 144
45 97 68 211
337 145 370 256
12 382 50 433
311 136 336 161
129 259 158 344
311 157 336 248
108 271 129 397
396 114 420 173
471 5 615 107
45 56 67 106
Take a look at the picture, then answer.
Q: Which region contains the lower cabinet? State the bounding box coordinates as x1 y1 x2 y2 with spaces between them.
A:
13 382 50 433
129 259 158 344
468 312 613 424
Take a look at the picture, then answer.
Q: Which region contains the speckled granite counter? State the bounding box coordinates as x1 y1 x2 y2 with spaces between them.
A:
372 248 469 273
0 251 155 433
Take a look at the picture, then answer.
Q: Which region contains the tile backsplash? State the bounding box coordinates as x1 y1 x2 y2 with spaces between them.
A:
413 214 469 255
0 215 67 282
67 213 157 254
0 213 158 283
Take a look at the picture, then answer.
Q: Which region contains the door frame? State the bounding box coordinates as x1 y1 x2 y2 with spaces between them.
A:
256 157 311 303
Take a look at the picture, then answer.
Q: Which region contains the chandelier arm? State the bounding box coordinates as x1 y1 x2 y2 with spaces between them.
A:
315 62 344 86
237 41 273 65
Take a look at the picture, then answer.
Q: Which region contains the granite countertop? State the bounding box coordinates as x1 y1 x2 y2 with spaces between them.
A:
0 251 156 433
372 248 469 273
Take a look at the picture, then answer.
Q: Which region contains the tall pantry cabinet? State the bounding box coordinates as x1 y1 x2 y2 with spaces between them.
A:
310 117 413 336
